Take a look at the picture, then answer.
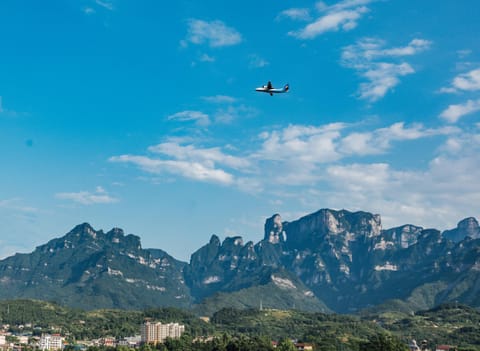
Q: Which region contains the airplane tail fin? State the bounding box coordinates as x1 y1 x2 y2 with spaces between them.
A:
284 84 289 92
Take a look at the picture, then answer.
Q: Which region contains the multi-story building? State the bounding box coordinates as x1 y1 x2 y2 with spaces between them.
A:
40 333 64 350
140 321 185 344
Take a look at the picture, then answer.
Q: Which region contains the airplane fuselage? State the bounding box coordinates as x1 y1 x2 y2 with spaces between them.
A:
255 83 289 95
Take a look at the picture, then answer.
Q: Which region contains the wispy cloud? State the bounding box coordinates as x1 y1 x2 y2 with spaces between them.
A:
277 8 311 22
148 143 251 170
341 38 431 102
109 142 240 186
214 104 258 124
109 120 474 228
457 49 472 59
168 100 255 126
185 19 242 48
440 99 480 123
0 198 38 214
83 7 96 15
323 134 480 229
249 54 269 68
95 0 114 11
286 0 376 39
202 95 237 104
253 122 456 184
167 110 210 126
440 67 480 93
339 122 458 155
110 121 457 189
0 96 23 117
55 186 118 205
256 123 346 164
199 53 215 62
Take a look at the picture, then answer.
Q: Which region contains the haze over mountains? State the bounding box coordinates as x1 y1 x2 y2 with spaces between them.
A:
0 208 479 314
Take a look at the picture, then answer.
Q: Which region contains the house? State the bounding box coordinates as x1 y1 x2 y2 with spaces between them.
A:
295 342 313 351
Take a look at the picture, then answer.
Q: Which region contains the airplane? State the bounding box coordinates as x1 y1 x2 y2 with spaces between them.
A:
255 81 289 96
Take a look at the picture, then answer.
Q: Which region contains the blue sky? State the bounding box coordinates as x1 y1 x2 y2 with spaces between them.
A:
1 0 479 261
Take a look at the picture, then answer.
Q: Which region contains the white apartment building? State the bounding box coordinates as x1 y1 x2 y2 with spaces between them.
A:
140 321 185 344
40 333 64 350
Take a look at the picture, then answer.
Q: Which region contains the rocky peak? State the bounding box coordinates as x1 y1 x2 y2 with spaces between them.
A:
189 235 221 266
458 217 479 236
443 217 480 242
209 235 221 246
264 214 286 244
69 222 97 238
222 236 244 247
284 209 382 249
381 224 423 249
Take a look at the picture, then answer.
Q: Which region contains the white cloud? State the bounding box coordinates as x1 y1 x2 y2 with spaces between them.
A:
199 53 215 62
109 155 235 185
0 198 38 214
167 110 210 126
457 49 472 59
327 163 394 192
83 7 96 15
321 134 480 229
277 8 311 21
359 62 414 101
202 95 237 104
256 123 346 164
287 0 376 39
341 38 431 102
440 99 480 123
148 142 251 169
251 122 457 186
0 96 22 117
110 121 457 189
185 19 242 48
249 54 269 68
109 140 255 186
95 0 114 11
55 186 118 205
287 130 479 229
440 68 480 93
213 104 257 124
109 119 474 230
339 122 457 155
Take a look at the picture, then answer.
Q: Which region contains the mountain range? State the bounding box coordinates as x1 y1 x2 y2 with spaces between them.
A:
0 208 479 314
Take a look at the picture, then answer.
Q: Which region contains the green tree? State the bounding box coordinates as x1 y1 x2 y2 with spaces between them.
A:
360 334 408 351
277 339 297 351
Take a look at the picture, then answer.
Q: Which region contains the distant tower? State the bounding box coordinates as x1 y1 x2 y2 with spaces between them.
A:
259 300 263 311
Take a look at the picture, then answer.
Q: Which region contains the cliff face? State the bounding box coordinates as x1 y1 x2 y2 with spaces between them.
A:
0 223 192 310
0 209 479 313
283 209 382 250
443 217 480 242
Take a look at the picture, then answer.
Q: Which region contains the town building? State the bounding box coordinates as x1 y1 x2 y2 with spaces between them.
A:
140 321 185 344
40 333 64 351
99 337 116 347
294 343 313 351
